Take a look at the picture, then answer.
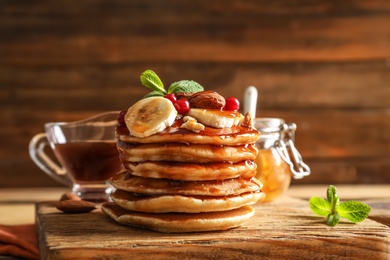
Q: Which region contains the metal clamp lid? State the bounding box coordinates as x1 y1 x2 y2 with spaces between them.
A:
275 123 311 179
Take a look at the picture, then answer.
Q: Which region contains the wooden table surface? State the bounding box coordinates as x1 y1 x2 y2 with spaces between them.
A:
1 185 389 259
1 185 389 226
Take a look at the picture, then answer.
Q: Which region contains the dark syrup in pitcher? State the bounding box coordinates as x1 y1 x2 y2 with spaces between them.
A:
53 141 122 183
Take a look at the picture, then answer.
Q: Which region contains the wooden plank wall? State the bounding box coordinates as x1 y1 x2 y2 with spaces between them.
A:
1 0 389 187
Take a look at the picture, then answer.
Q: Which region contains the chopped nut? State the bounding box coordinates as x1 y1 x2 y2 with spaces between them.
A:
180 116 205 133
240 112 254 128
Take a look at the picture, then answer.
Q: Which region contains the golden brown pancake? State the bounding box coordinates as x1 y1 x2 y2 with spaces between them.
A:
110 171 262 196
103 107 263 233
118 142 258 163
116 121 260 146
110 189 265 213
124 160 256 181
102 202 256 233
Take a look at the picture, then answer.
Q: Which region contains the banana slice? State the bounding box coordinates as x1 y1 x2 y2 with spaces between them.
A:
187 108 244 129
125 97 177 138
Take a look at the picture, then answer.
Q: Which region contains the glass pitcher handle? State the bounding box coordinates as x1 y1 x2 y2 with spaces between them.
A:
276 123 311 179
28 133 70 186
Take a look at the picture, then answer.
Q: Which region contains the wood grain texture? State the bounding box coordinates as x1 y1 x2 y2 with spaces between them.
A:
1 62 389 109
36 197 390 259
0 1 389 187
1 1 390 64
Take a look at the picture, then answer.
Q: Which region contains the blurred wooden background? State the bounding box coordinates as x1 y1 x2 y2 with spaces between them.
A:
0 1 389 188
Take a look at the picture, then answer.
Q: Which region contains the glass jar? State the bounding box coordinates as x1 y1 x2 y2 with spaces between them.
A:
254 118 310 202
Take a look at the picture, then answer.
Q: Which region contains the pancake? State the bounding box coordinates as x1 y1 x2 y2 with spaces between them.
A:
101 202 256 233
116 121 260 146
102 90 263 233
110 189 265 213
110 171 262 196
118 142 258 163
124 160 256 181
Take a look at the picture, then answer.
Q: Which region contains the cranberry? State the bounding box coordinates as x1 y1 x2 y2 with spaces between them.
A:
164 93 177 104
174 98 190 114
117 110 127 126
224 97 240 111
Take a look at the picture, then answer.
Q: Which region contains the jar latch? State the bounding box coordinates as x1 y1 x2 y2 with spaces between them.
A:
275 123 311 179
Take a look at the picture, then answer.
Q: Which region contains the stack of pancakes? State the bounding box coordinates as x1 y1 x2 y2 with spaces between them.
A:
102 113 265 233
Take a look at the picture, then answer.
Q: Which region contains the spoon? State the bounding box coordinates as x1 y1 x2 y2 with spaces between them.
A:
243 86 258 118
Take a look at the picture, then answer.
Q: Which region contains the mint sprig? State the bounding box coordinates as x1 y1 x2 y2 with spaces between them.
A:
143 90 165 98
168 80 204 94
309 185 371 226
140 70 203 98
140 70 166 94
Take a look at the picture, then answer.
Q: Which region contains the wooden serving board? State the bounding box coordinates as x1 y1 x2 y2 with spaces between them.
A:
36 197 390 259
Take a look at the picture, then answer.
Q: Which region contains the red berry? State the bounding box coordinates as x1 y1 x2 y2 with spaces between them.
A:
164 93 177 104
174 98 190 114
117 110 127 126
224 97 240 111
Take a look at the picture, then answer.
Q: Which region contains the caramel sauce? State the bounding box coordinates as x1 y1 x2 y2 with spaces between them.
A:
117 141 258 164
113 188 261 201
110 110 264 219
116 118 259 138
125 160 256 181
113 171 259 196
117 140 257 151
129 160 254 170
103 201 254 221
53 141 122 182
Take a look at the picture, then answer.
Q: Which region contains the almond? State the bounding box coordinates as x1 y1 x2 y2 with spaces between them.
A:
175 92 193 100
60 192 81 201
188 90 226 109
56 200 97 214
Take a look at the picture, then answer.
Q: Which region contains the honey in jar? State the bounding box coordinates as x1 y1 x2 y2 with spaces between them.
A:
254 118 310 202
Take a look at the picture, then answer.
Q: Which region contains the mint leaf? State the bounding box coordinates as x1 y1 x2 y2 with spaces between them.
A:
327 185 336 205
338 201 371 223
327 185 340 213
140 70 166 94
168 80 204 94
326 213 340 226
309 185 371 226
309 197 331 217
143 91 165 99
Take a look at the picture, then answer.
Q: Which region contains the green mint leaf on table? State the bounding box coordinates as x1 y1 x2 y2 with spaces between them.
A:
168 80 204 94
309 185 371 226
140 70 166 94
328 185 340 215
338 201 371 223
327 185 339 209
326 213 340 226
309 197 331 217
